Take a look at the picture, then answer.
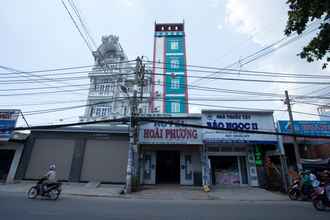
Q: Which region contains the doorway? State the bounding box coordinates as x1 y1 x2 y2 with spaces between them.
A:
210 156 241 185
156 151 180 184
0 150 15 182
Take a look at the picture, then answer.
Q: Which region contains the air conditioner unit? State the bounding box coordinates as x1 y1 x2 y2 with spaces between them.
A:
155 91 161 96
153 107 160 112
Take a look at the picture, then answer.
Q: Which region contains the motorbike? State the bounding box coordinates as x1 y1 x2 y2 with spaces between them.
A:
27 177 62 200
311 184 330 211
288 179 301 200
288 179 314 200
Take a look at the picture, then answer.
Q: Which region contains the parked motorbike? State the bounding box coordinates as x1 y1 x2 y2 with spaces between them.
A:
311 184 330 211
27 177 62 200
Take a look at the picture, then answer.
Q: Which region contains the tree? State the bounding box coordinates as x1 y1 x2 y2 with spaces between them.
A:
284 0 330 69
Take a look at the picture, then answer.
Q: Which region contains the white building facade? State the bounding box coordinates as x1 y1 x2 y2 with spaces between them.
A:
80 35 152 121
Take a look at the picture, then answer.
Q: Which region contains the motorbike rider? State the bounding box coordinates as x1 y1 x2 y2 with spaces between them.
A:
300 170 313 196
43 164 57 192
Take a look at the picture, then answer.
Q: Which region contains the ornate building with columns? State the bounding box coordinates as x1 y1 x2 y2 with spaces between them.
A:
80 35 152 121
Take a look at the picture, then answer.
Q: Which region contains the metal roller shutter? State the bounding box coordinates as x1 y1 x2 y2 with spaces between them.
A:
25 138 75 180
80 139 128 183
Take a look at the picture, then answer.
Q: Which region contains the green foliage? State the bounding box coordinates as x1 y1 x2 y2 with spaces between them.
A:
284 0 330 69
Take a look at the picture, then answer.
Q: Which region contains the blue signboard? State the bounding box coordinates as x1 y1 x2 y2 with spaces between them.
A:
0 109 20 141
278 120 330 137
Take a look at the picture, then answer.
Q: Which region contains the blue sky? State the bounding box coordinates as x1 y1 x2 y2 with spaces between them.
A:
0 0 329 126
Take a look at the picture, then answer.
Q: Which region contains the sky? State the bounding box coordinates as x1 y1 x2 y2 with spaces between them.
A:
0 0 329 127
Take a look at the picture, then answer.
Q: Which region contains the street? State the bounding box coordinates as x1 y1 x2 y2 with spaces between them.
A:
1 191 329 220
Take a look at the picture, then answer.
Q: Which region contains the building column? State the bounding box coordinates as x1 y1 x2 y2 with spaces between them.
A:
6 144 24 183
69 139 86 182
15 137 35 180
200 144 211 187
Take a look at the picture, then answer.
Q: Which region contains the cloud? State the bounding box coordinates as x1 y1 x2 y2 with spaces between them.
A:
225 0 288 46
123 0 134 7
209 0 221 8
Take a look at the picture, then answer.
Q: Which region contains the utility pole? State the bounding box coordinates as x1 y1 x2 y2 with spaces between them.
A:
284 90 303 171
125 57 144 193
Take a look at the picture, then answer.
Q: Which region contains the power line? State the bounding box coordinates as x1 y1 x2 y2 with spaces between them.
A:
0 73 134 84
148 71 330 85
6 115 330 139
189 21 321 85
0 66 135 79
140 118 330 139
0 65 87 96
146 61 330 79
23 98 129 115
67 0 97 49
7 117 129 131
0 60 135 76
61 0 94 53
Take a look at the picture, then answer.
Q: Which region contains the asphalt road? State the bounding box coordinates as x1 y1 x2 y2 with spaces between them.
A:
0 191 329 220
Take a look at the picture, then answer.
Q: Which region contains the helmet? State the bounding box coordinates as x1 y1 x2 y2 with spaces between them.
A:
49 164 56 170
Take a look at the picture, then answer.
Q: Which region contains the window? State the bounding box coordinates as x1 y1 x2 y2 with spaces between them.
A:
92 104 112 117
171 78 180 89
170 40 179 50
170 59 180 69
97 83 112 96
95 108 101 116
105 84 111 94
171 102 180 113
101 108 107 117
99 84 105 95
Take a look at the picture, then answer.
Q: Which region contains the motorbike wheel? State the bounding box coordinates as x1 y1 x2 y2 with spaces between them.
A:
313 199 326 211
288 189 300 200
49 188 60 201
27 187 38 199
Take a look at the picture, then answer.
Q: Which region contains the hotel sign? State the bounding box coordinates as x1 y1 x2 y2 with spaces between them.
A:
202 111 277 144
139 118 202 144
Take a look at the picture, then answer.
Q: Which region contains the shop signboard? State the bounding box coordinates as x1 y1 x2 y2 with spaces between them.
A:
278 120 330 137
0 109 20 141
202 110 277 144
139 118 202 144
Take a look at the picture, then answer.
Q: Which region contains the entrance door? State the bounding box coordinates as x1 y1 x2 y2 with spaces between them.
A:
142 152 156 184
210 156 241 185
180 152 193 185
156 151 180 184
0 150 15 182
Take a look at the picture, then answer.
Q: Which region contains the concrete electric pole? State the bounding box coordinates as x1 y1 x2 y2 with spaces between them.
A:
284 90 303 171
125 57 144 193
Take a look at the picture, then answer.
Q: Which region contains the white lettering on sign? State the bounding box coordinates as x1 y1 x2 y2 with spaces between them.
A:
143 128 198 140
202 111 277 143
139 119 202 144
206 121 258 130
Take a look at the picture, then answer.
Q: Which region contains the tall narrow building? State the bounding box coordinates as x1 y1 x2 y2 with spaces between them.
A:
151 23 189 114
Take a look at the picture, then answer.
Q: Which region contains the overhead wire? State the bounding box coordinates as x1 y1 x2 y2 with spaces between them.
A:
145 61 330 79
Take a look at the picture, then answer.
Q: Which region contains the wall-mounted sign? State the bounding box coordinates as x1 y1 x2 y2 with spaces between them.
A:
139 118 202 144
202 110 277 144
0 109 20 141
278 120 330 137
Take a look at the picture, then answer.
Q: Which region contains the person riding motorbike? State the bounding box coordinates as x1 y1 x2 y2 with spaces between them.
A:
42 164 57 192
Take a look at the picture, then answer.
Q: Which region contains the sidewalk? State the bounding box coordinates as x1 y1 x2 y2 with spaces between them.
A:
0 181 288 201
0 181 124 198
209 185 288 201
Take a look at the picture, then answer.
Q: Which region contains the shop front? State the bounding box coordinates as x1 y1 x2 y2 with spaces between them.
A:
0 109 23 183
278 120 330 166
139 115 203 185
202 110 279 187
